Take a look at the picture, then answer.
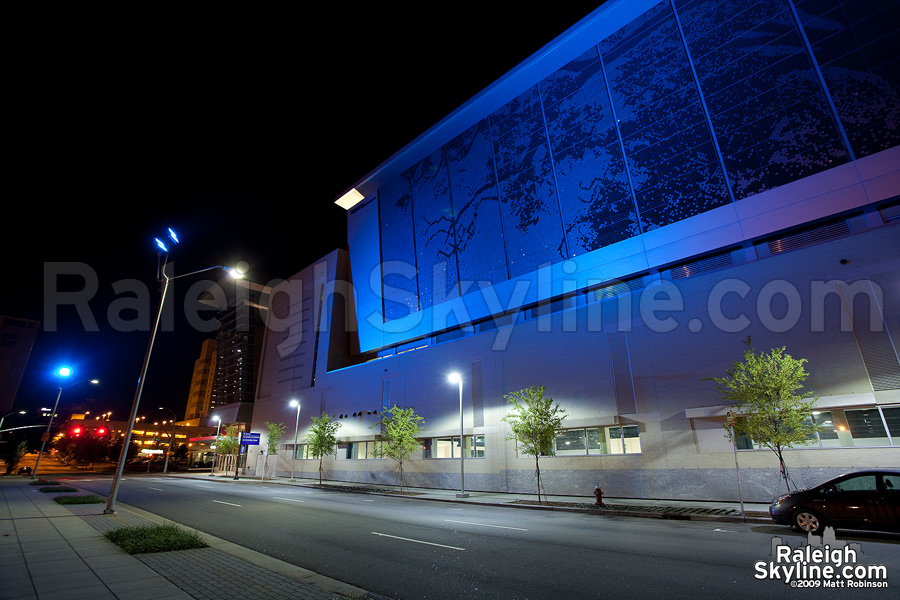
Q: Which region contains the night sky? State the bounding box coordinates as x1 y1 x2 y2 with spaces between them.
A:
4 4 605 428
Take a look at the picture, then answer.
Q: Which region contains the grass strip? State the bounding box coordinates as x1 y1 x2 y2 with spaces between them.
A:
39 486 77 493
30 479 61 486
105 523 208 554
53 494 105 505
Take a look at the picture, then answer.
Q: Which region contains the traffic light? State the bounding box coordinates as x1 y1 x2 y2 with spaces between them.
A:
97 427 106 436
72 427 82 437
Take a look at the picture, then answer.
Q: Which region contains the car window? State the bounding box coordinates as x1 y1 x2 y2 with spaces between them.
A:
834 475 877 492
883 474 900 493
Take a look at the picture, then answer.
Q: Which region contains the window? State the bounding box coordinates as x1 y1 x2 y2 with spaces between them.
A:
291 444 312 460
347 441 383 459
883 473 899 494
736 405 900 450
833 475 877 493
422 435 485 459
552 426 641 456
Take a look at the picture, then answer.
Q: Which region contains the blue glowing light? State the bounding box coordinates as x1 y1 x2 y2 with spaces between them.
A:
155 238 168 252
168 228 179 244
55 366 73 378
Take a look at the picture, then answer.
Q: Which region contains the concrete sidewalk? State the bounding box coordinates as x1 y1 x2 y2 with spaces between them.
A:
0 477 369 600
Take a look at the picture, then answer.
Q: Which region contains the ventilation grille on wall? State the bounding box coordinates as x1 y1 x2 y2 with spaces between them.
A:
434 328 466 344
670 252 735 280
767 220 851 254
531 295 576 318
592 277 645 302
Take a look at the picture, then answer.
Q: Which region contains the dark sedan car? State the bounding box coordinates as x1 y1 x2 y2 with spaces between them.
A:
769 470 900 534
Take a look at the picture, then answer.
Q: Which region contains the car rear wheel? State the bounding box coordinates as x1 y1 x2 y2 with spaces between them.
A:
793 509 823 534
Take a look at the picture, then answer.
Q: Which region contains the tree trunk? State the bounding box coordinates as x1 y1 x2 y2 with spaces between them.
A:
534 455 542 503
318 457 324 484
775 448 791 492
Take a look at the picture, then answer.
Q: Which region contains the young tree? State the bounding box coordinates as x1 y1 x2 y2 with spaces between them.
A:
264 421 286 455
705 337 819 492
215 424 240 456
371 406 424 491
502 385 567 503
2 440 28 475
306 414 342 484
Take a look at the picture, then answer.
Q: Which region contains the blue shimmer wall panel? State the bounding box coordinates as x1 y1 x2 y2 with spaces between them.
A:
409 148 459 309
796 0 900 157
446 120 509 289
490 86 568 277
541 48 640 256
600 1 731 231
378 177 419 321
368 0 899 329
678 0 849 200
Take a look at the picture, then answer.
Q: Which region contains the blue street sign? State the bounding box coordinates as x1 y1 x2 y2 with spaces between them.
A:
239 432 260 446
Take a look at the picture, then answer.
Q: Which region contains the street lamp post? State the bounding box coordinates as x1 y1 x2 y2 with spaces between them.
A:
33 367 98 479
0 410 26 442
289 400 301 481
210 416 221 476
727 411 746 521
105 228 244 514
160 407 177 474
448 373 468 498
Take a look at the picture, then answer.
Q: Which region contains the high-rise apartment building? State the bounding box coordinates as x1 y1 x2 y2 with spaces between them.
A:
184 338 217 421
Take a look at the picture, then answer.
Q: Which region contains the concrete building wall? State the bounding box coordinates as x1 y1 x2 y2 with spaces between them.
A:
250 221 898 502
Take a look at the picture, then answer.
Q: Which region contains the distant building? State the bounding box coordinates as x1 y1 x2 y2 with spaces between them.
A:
197 276 271 425
250 0 899 501
184 338 217 421
0 315 40 416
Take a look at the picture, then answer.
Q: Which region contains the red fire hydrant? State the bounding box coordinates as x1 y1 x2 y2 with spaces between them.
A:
593 484 604 507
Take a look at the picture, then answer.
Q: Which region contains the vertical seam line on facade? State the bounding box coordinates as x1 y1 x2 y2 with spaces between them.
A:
785 0 856 163
487 116 513 281
536 79 572 260
443 147 463 300
596 45 644 237
668 0 738 207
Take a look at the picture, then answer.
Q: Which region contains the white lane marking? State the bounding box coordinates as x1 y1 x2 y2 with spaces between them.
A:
212 500 241 507
148 487 164 491
444 519 528 531
273 497 305 502
196 485 214 489
363 499 375 502
371 532 465 551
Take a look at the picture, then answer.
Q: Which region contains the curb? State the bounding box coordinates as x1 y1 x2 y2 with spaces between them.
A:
266 479 774 525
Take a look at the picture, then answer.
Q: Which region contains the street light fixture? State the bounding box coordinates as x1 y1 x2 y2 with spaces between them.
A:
289 399 301 481
209 415 222 476
159 407 177 474
447 373 468 498
105 228 245 514
0 410 26 441
32 367 99 479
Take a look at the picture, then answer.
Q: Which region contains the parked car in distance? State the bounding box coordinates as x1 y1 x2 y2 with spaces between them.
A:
769 470 900 534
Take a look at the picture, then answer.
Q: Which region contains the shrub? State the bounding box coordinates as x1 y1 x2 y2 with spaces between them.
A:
39 486 77 493
54 495 104 505
105 523 208 554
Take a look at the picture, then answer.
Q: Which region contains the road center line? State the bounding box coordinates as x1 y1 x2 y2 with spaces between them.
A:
212 500 241 507
272 497 304 502
371 532 465 551
148 487 164 491
444 519 528 531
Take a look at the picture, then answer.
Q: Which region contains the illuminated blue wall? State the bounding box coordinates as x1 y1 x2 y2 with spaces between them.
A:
348 0 899 352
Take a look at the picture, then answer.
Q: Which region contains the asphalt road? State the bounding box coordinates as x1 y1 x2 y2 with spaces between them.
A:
71 475 899 599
